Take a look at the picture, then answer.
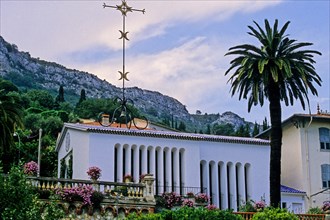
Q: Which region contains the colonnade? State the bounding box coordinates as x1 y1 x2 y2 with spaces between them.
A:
200 160 252 210
114 144 186 195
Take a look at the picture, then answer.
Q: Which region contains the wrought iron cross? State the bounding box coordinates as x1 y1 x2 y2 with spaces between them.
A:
100 0 148 129
103 0 145 100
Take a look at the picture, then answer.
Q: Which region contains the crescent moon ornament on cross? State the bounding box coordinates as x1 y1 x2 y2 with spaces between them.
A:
118 71 129 81
119 30 129 41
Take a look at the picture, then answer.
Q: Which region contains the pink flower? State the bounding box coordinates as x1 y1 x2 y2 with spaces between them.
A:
322 201 330 211
206 204 217 210
123 174 133 182
23 161 38 176
87 166 101 181
182 199 194 207
56 184 95 205
254 200 266 209
195 193 209 203
162 192 183 208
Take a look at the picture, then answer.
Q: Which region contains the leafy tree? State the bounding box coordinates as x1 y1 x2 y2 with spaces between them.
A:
75 98 115 119
24 113 42 132
205 124 211 134
0 165 64 219
41 116 63 137
0 90 24 172
58 102 74 113
25 90 54 110
0 78 19 93
225 19 322 207
213 123 235 136
0 165 41 219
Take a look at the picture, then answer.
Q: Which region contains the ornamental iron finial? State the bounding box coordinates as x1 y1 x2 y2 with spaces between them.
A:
100 0 148 129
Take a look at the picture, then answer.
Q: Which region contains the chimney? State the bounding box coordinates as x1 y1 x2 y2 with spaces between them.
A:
102 114 110 126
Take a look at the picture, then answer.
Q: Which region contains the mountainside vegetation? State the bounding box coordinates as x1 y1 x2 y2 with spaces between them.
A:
0 36 264 135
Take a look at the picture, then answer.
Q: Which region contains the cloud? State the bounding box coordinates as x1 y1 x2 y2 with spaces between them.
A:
0 1 281 59
79 35 234 114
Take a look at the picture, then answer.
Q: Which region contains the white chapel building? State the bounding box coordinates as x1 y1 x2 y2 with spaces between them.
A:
56 122 270 210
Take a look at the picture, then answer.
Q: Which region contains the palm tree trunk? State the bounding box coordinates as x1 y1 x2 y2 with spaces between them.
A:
268 81 282 207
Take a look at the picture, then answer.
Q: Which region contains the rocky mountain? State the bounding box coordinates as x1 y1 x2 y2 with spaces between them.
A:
0 36 254 133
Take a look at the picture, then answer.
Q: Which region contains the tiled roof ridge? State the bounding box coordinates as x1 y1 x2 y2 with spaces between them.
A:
64 123 270 145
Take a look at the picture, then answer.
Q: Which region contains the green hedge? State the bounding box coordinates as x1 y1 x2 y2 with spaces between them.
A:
127 207 243 220
252 208 298 220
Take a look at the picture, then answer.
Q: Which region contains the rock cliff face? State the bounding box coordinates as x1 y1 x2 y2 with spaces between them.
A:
0 36 252 132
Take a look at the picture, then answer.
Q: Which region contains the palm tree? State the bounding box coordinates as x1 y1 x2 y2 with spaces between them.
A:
0 89 24 172
225 19 322 207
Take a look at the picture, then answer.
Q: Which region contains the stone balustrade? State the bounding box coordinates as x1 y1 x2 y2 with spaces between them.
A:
27 174 156 218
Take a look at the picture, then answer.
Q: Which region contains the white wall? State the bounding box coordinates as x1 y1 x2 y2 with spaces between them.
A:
57 124 270 211
281 193 305 214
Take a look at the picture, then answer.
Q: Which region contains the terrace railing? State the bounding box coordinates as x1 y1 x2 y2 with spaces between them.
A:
155 185 206 196
27 176 146 198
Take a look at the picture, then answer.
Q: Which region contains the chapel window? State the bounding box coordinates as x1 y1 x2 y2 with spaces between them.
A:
319 128 330 150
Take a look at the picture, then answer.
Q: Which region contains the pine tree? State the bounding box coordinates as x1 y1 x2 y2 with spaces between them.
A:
262 117 269 131
55 85 65 104
76 89 86 107
252 122 260 137
178 121 186 131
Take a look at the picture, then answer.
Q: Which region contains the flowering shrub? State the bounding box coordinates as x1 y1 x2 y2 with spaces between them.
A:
87 166 101 181
23 161 38 176
254 200 266 210
239 200 256 212
206 204 217 210
123 174 133 182
162 192 182 209
195 193 209 203
322 201 330 212
182 199 194 207
139 174 146 182
186 192 195 198
56 184 94 206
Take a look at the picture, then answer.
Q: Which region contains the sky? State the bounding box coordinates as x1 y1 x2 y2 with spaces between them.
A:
0 0 329 123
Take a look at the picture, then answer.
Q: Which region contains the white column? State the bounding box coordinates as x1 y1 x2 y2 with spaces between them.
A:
149 147 155 176
117 145 123 182
125 145 131 177
219 162 228 210
245 164 252 201
211 162 219 206
141 146 148 175
133 145 139 183
228 162 237 211
157 148 164 194
237 163 246 206
165 148 172 192
173 148 180 193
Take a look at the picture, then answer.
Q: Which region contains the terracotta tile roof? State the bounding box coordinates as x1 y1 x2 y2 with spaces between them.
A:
61 123 270 146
